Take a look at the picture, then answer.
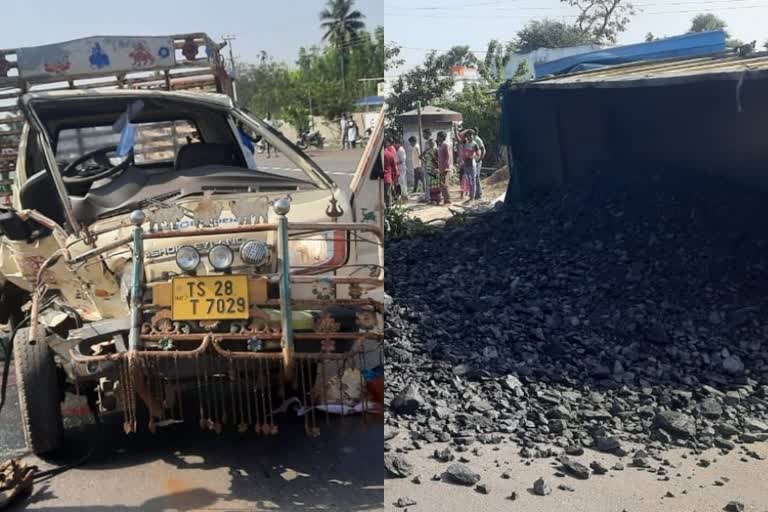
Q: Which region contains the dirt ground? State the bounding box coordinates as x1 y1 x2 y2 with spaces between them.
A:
403 168 509 224
384 438 768 512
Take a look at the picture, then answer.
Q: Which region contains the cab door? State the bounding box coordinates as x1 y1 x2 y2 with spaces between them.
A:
348 106 384 232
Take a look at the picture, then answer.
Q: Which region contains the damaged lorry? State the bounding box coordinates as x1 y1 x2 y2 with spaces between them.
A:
0 33 384 454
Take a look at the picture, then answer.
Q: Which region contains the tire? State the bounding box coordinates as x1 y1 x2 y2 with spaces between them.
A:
13 326 63 455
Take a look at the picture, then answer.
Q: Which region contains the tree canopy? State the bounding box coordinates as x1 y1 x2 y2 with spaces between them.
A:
320 0 366 49
236 25 384 131
689 13 728 34
514 19 594 54
688 13 743 48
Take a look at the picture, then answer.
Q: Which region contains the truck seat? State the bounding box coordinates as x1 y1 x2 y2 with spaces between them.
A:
19 171 66 226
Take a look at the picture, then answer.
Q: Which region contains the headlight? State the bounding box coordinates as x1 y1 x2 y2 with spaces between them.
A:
240 240 270 267
208 244 234 270
176 246 200 272
288 234 333 267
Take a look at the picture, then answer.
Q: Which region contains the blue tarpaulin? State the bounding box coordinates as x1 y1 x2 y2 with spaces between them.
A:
535 30 727 77
355 95 385 107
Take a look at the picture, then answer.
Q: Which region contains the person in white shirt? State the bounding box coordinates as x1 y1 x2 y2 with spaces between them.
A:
347 119 359 149
408 136 423 193
396 143 408 201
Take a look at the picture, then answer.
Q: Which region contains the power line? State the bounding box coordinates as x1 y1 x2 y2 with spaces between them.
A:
388 0 768 9
385 3 768 18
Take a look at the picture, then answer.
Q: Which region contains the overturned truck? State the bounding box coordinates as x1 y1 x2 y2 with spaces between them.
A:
499 46 768 198
0 34 384 454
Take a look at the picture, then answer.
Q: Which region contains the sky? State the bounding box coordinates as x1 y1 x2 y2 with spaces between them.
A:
384 0 768 75
0 0 384 66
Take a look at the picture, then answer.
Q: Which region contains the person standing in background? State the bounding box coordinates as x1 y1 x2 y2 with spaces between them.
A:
264 112 276 158
421 129 440 203
348 119 359 149
473 127 486 199
396 142 408 202
340 114 348 150
383 137 399 208
408 136 423 193
461 129 481 201
436 131 453 205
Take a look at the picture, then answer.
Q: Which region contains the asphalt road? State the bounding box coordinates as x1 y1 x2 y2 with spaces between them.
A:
0 148 384 512
256 147 365 189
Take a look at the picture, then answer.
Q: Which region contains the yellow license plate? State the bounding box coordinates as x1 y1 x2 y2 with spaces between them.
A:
172 275 249 320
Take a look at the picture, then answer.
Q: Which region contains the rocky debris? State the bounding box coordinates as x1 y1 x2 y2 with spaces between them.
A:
593 436 622 453
475 483 491 494
384 427 400 441
395 497 417 508
559 456 590 480
433 448 454 463
385 169 768 497
653 411 696 439
384 454 414 478
743 417 768 433
532 477 551 496
501 471 511 479
444 463 480 486
590 461 609 475
724 501 745 512
558 483 575 492
392 383 424 414
722 355 745 376
700 398 724 419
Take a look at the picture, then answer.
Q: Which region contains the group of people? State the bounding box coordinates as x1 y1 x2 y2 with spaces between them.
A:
382 126 486 208
340 114 360 149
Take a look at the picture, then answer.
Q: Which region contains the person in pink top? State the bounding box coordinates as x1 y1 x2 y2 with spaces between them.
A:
436 131 453 205
382 137 399 208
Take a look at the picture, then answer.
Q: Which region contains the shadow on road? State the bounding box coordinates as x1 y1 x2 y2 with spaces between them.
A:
8 412 383 511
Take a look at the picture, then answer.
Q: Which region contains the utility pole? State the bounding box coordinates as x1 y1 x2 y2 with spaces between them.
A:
222 34 238 103
222 34 237 76
417 101 427 203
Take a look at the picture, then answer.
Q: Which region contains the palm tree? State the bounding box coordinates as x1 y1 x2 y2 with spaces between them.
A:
320 0 366 89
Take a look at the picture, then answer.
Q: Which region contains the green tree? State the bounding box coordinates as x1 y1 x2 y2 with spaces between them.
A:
514 19 594 53
320 0 366 88
510 60 531 83
385 42 404 71
688 14 742 48
563 0 636 44
480 39 517 84
689 13 728 34
385 46 476 120
439 84 501 166
236 26 384 134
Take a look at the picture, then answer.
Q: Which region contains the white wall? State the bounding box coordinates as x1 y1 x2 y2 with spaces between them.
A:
503 44 605 80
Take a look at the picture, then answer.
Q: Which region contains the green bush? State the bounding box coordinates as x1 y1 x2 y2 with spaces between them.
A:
384 205 436 241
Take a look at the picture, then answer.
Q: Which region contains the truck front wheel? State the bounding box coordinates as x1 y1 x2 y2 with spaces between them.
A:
13 326 63 455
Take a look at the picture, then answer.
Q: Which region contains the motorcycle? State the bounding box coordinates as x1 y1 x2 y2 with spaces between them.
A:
296 130 324 150
254 138 266 154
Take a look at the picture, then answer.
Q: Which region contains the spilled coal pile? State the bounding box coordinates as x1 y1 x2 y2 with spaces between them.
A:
385 168 768 459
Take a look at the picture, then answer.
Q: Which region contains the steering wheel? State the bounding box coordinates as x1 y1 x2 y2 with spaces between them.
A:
61 145 134 185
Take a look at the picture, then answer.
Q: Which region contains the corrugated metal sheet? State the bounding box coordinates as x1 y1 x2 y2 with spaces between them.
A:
524 51 768 87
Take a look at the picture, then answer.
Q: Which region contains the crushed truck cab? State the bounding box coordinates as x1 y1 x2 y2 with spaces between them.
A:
0 34 384 454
